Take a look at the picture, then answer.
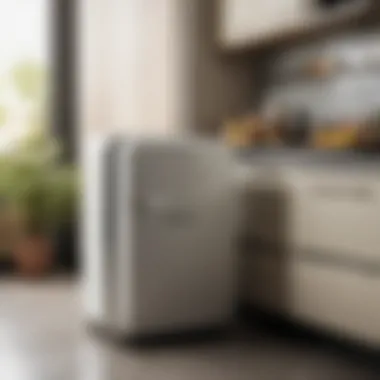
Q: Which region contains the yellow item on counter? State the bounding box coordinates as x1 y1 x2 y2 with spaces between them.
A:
312 125 360 149
304 58 338 79
222 115 264 148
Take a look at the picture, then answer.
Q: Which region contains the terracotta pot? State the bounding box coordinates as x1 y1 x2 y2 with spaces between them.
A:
13 235 54 277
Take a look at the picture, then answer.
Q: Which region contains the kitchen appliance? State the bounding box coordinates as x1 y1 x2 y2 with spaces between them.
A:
82 135 239 338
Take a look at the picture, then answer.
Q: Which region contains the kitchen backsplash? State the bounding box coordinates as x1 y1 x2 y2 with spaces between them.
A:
262 30 380 124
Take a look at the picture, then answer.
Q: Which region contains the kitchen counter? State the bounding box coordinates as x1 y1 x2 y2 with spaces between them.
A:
235 149 380 177
237 148 380 165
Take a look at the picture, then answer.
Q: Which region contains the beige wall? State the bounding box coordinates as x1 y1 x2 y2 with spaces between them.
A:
79 0 190 136
78 0 266 138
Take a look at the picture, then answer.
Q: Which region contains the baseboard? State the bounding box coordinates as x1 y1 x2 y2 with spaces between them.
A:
0 255 13 275
0 255 75 276
87 321 233 348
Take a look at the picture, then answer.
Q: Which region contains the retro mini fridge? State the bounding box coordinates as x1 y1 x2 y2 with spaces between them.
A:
82 135 239 337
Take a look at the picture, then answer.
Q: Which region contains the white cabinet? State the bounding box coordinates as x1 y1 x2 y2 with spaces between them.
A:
287 169 380 262
219 0 301 47
242 164 380 346
219 0 371 49
290 260 380 344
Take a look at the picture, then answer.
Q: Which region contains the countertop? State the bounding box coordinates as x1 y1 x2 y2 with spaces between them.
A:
236 148 380 169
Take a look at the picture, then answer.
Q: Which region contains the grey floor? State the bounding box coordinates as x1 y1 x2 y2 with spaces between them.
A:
0 278 378 380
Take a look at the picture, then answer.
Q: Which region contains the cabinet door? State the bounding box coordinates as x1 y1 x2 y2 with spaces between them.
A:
290 260 380 345
219 0 370 48
288 170 380 262
219 0 295 47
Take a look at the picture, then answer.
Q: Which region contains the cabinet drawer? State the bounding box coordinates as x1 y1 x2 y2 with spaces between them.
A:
289 173 380 260
290 261 380 345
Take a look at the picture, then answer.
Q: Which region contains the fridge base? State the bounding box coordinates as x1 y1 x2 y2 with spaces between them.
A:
86 320 234 347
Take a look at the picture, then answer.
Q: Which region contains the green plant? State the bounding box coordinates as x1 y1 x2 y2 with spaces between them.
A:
11 60 47 102
0 128 78 235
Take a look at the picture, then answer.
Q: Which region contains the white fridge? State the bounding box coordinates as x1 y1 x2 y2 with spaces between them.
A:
82 135 240 337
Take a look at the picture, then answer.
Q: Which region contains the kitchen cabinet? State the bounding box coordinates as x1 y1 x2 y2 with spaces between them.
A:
289 260 380 344
219 0 371 49
242 163 380 346
287 168 380 261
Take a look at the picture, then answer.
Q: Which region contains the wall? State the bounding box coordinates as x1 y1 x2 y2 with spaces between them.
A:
78 0 267 138
79 0 189 136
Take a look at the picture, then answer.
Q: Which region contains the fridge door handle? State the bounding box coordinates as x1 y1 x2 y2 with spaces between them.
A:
140 196 193 224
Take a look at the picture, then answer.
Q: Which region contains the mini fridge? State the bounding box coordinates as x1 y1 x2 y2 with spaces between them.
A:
82 135 240 337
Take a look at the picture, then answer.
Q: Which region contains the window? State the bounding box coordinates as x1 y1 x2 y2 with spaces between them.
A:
0 0 50 151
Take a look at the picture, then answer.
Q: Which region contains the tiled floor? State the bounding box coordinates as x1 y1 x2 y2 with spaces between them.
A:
0 278 378 380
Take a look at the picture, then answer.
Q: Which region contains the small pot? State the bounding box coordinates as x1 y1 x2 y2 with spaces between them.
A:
13 235 54 277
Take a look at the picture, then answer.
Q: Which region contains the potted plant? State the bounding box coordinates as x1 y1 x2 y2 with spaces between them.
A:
0 128 77 276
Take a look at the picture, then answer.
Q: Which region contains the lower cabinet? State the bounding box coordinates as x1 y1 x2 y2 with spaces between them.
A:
287 169 380 262
243 166 380 346
289 260 380 345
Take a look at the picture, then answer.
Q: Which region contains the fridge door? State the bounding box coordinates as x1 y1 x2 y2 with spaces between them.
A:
130 139 238 333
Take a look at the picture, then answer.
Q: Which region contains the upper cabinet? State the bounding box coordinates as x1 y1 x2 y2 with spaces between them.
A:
218 0 373 49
